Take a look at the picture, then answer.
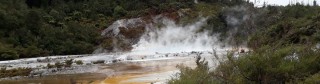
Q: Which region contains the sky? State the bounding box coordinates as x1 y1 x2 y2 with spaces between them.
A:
249 0 320 6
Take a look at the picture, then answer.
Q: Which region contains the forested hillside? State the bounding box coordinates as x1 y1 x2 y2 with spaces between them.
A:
0 0 196 60
0 0 249 60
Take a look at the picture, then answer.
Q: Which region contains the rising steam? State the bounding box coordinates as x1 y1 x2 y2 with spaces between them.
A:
129 18 220 55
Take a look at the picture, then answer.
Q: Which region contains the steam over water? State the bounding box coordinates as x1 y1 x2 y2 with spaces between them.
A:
130 18 218 55
0 17 229 84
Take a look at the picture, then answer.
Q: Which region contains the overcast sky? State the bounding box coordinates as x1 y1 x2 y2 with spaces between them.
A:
249 0 320 6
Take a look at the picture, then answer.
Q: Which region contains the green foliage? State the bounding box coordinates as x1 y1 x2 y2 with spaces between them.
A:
171 4 320 83
64 59 73 67
54 61 64 68
0 43 19 60
0 67 32 78
0 0 198 60
113 6 126 18
47 59 76 68
170 45 320 84
0 0 252 61
168 56 221 84
249 6 320 49
301 72 320 83
47 63 54 68
92 60 105 64
75 60 83 65
220 45 320 83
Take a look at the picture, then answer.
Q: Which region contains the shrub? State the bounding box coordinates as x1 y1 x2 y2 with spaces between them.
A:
92 60 105 64
0 67 32 78
75 60 84 65
301 72 320 83
213 45 320 83
169 45 320 84
54 61 64 68
47 63 55 68
0 50 19 61
64 59 74 67
168 56 221 84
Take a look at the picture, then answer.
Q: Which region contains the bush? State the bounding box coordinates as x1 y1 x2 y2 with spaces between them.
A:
64 59 73 67
168 56 221 84
214 45 320 83
169 45 320 84
92 60 105 64
47 63 55 68
302 72 320 83
75 60 84 65
0 51 19 60
54 61 64 68
0 67 32 78
0 43 19 60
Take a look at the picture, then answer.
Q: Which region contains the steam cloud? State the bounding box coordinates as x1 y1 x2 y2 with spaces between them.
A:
130 17 221 55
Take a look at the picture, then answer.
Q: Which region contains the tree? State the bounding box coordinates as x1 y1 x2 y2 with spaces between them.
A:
0 43 19 60
26 10 42 35
113 6 126 18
